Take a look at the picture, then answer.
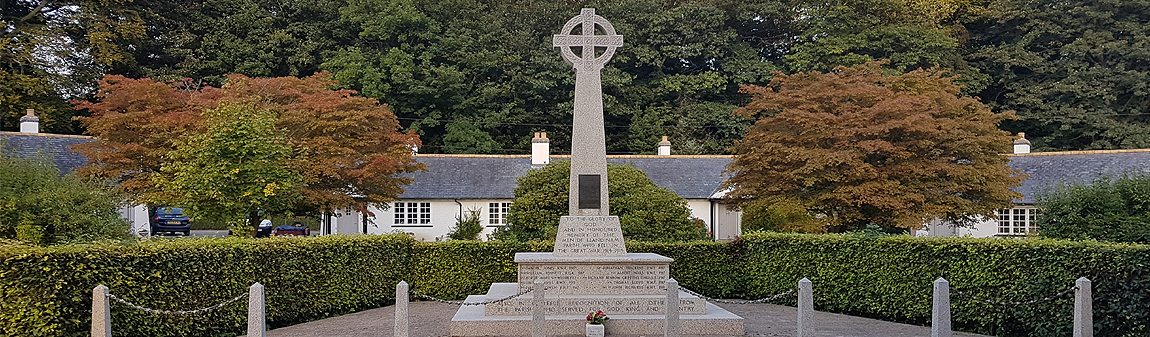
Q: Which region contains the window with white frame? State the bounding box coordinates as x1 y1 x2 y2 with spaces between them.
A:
394 202 431 225
489 202 511 225
997 207 1037 235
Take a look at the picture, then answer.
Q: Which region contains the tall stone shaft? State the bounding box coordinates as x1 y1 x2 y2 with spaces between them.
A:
553 8 622 216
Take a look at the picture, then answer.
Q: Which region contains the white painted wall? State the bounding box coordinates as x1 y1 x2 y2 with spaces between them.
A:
120 204 150 237
915 217 1002 238
360 198 726 241
686 200 712 226
365 199 515 241
330 208 363 235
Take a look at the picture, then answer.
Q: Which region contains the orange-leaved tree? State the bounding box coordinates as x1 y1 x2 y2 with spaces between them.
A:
73 72 424 217
724 62 1024 232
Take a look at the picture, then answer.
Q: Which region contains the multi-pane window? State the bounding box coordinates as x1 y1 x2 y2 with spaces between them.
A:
997 207 1037 235
394 202 431 225
489 202 511 225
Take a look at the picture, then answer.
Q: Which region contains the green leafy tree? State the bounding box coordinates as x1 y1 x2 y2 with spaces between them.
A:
73 74 423 217
785 0 990 94
0 146 129 245
152 103 301 232
494 160 709 242
725 62 1023 231
447 208 484 240
1 0 146 133
966 0 1150 150
320 0 795 155
1036 173 1150 244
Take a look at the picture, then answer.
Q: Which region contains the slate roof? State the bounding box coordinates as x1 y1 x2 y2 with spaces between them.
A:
7 131 1150 206
398 155 734 200
1007 150 1150 204
0 132 96 176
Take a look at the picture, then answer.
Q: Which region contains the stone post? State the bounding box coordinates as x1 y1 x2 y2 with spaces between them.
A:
797 278 813 337
1074 277 1092 337
932 278 951 337
248 283 266 337
532 280 545 337
665 278 680 337
92 285 111 337
395 281 409 337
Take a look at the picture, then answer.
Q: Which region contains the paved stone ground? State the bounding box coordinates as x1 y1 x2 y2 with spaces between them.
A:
262 301 991 337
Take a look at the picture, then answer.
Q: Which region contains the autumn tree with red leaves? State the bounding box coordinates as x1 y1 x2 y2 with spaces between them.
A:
73 72 423 219
724 62 1024 232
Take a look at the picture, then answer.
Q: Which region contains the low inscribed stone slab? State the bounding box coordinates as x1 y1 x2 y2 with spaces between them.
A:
553 216 626 257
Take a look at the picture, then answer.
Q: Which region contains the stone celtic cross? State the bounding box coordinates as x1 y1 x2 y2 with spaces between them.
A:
553 8 622 216
553 8 623 72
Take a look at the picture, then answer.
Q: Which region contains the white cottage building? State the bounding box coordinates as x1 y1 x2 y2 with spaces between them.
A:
330 134 743 241
9 110 1150 240
919 133 1150 237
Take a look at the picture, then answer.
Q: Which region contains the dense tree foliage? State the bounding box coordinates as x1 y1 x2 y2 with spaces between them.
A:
72 73 423 216
10 0 1150 154
1036 173 1150 244
968 0 1150 151
0 146 129 245
1 0 146 133
495 160 709 242
725 63 1023 231
153 103 301 230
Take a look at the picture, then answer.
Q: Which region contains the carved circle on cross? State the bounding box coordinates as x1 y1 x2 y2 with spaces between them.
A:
553 8 623 71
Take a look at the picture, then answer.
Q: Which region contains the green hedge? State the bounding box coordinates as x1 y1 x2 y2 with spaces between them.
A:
738 233 1150 337
0 235 411 337
2 233 1147 337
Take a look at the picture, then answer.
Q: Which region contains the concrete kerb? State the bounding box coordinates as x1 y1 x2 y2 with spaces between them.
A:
1074 277 1093 337
666 278 680 337
92 285 110 337
532 279 545 337
932 278 952 337
248 283 266 337
395 281 409 337
797 278 813 337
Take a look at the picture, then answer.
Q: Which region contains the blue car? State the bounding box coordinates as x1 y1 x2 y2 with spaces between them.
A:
152 207 191 236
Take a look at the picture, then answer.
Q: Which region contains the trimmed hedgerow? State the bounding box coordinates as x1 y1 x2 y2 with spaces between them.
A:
0 235 411 337
1 233 1147 337
737 232 1150 337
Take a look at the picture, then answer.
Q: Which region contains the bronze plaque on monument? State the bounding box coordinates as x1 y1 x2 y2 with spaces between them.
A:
578 174 601 209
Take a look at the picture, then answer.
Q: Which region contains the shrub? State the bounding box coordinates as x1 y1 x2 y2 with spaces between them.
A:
447 208 483 240
1036 173 1150 244
495 160 709 242
0 147 130 245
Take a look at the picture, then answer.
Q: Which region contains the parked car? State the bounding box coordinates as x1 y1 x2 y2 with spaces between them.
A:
273 222 310 236
151 207 191 236
255 219 273 238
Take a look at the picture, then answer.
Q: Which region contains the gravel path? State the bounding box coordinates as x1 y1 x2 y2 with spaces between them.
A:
261 301 991 337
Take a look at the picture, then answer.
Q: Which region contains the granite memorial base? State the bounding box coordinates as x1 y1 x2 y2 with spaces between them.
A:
448 252 744 336
450 294 743 336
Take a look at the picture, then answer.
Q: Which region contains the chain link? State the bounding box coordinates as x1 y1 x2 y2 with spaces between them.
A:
108 292 248 315
955 285 1078 307
411 286 542 306
679 285 797 304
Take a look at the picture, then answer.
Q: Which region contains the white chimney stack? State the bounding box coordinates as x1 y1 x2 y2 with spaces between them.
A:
532 132 550 165
657 136 671 156
1014 132 1031 154
19 109 39 134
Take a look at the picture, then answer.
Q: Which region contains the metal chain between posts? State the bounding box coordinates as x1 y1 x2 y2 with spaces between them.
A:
107 292 248 315
411 285 543 306
955 285 1078 307
679 285 798 304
